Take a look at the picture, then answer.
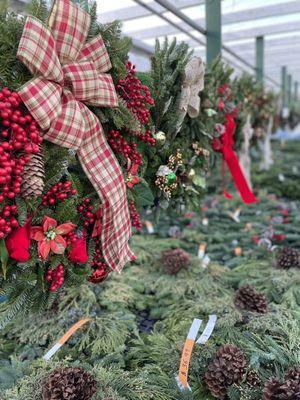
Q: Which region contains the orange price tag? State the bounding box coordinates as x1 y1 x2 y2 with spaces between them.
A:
43 318 91 361
178 338 197 389
177 315 217 391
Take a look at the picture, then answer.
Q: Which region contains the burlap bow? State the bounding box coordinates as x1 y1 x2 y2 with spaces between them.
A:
17 0 135 271
176 57 205 132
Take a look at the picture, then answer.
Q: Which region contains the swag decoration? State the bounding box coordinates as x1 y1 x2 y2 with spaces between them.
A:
0 0 157 324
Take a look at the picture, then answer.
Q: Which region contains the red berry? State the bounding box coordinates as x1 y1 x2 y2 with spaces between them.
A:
44 264 65 292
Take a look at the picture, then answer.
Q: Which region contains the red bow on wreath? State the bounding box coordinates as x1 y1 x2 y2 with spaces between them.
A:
17 0 135 271
212 114 257 204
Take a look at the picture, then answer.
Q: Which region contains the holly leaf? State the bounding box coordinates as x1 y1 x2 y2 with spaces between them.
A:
132 183 154 207
0 239 9 280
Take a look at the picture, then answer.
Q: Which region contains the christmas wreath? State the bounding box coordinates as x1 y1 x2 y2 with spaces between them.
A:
0 0 217 324
0 0 161 323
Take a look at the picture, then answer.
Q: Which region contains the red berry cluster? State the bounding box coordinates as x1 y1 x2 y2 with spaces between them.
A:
129 201 142 231
0 88 42 202
66 231 77 246
107 129 143 166
0 204 18 238
138 129 156 146
88 238 109 284
77 198 96 228
116 61 154 125
45 264 64 292
218 83 231 99
42 181 77 206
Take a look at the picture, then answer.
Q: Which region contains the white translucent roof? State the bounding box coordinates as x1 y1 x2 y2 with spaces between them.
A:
96 0 300 90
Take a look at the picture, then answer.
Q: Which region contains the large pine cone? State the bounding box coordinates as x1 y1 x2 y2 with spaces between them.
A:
276 247 300 269
42 367 98 400
205 344 247 399
162 248 190 275
234 285 268 314
21 150 45 199
262 367 300 400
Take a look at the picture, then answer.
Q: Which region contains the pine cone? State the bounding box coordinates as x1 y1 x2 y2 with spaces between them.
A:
234 285 268 314
276 247 300 269
205 344 247 399
285 366 300 381
246 370 261 387
262 367 300 400
162 248 190 275
42 367 98 400
21 151 45 199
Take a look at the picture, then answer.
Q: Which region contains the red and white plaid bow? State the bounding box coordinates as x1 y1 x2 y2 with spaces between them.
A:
17 0 135 272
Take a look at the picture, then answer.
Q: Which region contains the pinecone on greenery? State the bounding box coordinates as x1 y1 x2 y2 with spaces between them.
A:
21 151 45 199
276 246 300 269
285 366 300 381
234 285 268 314
205 344 247 399
42 367 98 400
262 367 300 400
162 248 190 275
246 370 261 387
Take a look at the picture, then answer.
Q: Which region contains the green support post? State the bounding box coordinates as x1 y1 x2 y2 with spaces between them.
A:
281 66 288 109
294 82 298 103
287 74 292 108
255 36 264 85
206 0 221 64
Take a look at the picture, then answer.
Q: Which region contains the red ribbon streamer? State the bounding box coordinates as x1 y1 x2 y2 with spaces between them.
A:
215 114 257 204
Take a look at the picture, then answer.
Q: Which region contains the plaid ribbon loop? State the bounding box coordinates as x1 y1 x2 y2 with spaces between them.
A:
17 0 135 271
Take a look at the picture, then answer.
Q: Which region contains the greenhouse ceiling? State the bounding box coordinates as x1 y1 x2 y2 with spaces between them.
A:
12 0 300 89
95 0 300 89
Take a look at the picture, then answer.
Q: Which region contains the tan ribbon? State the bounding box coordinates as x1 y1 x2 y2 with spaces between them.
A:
239 113 254 188
176 57 205 132
260 116 274 171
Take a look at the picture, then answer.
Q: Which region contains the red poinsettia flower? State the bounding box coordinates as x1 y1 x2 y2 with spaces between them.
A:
31 216 76 260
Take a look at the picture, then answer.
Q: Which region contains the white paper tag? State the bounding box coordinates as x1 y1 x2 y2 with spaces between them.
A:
202 218 209 226
196 315 217 344
228 208 241 223
278 173 285 182
144 220 155 234
202 254 210 269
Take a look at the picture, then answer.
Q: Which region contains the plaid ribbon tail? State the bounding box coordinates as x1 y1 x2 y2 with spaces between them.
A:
78 104 136 271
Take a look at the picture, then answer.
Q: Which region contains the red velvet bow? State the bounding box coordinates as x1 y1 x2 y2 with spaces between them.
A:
6 220 31 262
213 114 257 204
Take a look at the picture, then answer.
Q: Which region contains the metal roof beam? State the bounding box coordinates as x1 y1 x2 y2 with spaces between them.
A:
131 38 154 55
100 1 300 26
121 2 300 40
223 21 300 42
99 0 204 23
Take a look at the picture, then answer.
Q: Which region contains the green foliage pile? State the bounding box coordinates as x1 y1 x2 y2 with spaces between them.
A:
1 225 300 399
253 141 300 201
0 3 299 400
1 98 299 400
